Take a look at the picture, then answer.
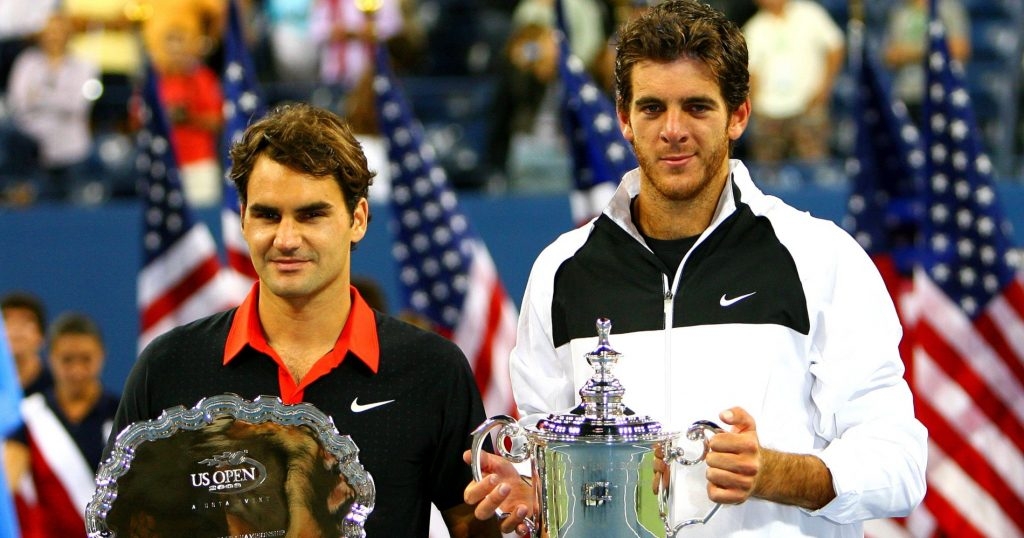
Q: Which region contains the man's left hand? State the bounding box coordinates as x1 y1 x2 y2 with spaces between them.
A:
704 407 761 504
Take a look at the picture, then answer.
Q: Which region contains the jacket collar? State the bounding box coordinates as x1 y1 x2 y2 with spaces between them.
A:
604 159 761 242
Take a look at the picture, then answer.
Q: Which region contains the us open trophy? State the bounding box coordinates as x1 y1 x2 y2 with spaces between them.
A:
87 394 375 537
471 318 721 537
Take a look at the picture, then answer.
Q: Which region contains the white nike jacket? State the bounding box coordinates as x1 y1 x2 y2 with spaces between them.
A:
509 160 928 537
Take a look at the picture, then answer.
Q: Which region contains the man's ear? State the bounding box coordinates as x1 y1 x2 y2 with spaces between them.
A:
351 198 369 243
728 98 751 141
618 106 634 143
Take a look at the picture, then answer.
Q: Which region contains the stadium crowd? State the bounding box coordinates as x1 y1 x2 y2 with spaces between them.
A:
0 0 1021 207
1 1 1022 537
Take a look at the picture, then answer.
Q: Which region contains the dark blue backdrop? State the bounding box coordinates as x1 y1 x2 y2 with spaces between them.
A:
2 183 1021 393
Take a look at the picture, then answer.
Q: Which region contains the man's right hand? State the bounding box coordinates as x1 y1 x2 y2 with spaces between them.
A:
462 450 536 536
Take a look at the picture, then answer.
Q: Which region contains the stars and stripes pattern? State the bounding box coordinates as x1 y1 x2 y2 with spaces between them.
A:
843 23 925 306
904 10 1024 537
137 65 242 351
851 7 1024 537
844 25 927 538
843 24 925 270
372 45 517 418
554 0 636 225
219 0 264 282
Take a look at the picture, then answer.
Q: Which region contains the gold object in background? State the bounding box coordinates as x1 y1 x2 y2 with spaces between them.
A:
355 0 383 15
124 1 153 23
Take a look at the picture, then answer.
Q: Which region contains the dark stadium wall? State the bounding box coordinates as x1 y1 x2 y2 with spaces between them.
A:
2 184 1022 393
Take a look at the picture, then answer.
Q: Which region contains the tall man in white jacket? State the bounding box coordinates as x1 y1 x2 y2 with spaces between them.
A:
464 1 927 536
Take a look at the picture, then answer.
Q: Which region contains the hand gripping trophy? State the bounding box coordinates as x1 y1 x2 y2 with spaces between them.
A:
471 318 722 537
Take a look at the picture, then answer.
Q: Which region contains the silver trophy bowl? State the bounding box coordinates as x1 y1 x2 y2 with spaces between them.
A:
472 318 721 537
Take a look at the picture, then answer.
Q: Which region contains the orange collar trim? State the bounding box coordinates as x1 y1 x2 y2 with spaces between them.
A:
223 282 380 377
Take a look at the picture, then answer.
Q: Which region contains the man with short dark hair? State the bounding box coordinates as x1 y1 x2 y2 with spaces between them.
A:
7 312 119 537
110 103 499 537
1 292 52 396
465 2 927 536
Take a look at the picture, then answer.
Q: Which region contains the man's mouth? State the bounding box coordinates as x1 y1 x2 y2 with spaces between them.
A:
661 153 694 166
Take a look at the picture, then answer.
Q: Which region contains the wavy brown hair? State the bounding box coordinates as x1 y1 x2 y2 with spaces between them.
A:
614 0 749 115
227 103 375 217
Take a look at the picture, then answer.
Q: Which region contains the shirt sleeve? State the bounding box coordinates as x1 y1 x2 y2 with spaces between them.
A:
809 3 845 52
428 340 486 512
806 232 928 523
103 339 158 460
6 52 36 117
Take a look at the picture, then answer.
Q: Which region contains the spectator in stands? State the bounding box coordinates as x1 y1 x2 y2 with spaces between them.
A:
63 0 142 133
1 291 52 537
156 23 224 208
486 22 565 192
883 0 971 125
6 13 99 203
742 0 844 166
140 0 225 77
512 0 607 73
0 292 52 397
5 312 119 537
310 0 404 92
0 0 58 92
485 0 610 191
265 0 319 83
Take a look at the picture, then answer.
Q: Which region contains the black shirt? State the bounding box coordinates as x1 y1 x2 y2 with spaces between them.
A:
109 308 486 537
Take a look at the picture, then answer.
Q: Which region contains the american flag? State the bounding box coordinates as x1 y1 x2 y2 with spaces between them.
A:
372 45 517 418
843 22 925 310
908 10 1024 537
554 0 636 225
219 0 263 282
844 25 926 538
137 65 243 351
851 9 1024 538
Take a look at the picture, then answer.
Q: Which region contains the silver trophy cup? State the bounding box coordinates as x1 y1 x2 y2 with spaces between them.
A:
471 318 721 537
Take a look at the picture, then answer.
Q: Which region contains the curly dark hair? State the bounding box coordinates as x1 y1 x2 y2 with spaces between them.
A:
227 103 376 217
614 0 749 115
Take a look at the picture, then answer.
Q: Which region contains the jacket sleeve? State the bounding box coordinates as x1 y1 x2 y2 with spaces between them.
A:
509 244 579 426
806 231 928 523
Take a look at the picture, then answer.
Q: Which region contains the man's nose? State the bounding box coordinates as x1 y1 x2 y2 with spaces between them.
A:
660 109 689 143
273 218 301 250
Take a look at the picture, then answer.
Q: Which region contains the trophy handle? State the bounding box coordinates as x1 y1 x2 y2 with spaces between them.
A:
664 420 724 536
674 420 722 465
469 416 538 537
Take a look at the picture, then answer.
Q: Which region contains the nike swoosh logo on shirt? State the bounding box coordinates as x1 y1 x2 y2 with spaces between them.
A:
350 398 395 413
719 292 757 307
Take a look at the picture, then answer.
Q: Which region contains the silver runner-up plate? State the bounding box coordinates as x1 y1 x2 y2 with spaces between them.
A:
86 394 375 538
